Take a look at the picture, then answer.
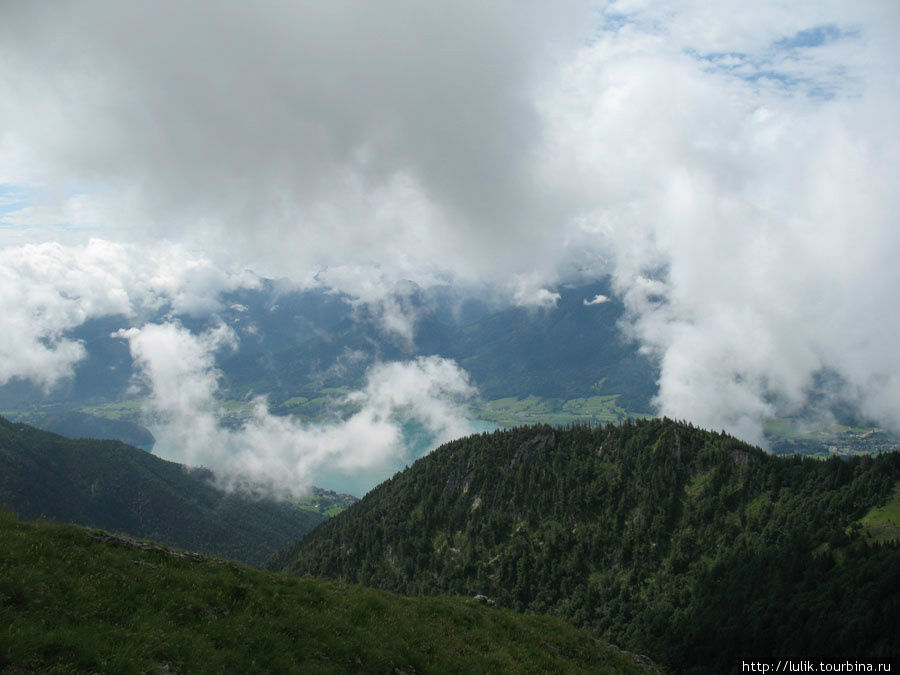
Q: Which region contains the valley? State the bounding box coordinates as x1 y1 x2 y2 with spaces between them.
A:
0 417 324 566
2 4 896 673
0 271 896 672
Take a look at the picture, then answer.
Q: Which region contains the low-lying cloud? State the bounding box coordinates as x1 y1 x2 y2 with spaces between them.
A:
0 239 257 390
117 321 476 496
538 4 900 442
1 2 898 447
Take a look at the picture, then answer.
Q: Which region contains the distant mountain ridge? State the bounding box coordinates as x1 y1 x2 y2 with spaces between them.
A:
4 277 886 458
0 279 658 418
220 280 657 410
0 416 323 565
270 419 900 673
12 410 155 449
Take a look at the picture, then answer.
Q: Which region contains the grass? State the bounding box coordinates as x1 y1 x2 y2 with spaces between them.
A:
8 389 644 446
293 498 354 518
77 399 149 421
684 470 713 501
0 511 654 673
859 481 900 543
764 417 900 457
472 395 632 427
277 396 310 409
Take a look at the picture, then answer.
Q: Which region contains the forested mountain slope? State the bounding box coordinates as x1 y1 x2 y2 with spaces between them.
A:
12 410 156 449
0 416 323 565
0 280 658 419
270 419 900 673
448 282 656 408
219 280 657 411
0 512 658 674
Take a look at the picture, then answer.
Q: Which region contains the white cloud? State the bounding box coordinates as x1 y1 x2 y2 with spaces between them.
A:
312 269 435 345
0 1 897 445
584 294 610 306
117 320 476 496
517 288 562 310
0 1 591 286
510 273 563 309
539 2 900 441
0 239 258 389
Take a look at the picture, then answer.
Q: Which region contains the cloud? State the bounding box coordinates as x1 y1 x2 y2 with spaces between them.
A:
0 1 591 286
1 1 898 446
584 294 610 306
117 320 476 496
0 239 257 389
539 2 900 442
510 273 563 309
516 287 562 310
312 270 433 345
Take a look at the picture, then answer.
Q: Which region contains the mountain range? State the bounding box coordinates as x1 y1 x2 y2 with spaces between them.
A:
2 411 898 671
0 279 657 417
269 418 900 673
3 278 893 464
0 416 323 566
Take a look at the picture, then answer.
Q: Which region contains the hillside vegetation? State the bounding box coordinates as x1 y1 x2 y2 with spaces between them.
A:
1 281 658 422
0 416 323 565
0 511 657 674
270 419 900 673
8 409 156 449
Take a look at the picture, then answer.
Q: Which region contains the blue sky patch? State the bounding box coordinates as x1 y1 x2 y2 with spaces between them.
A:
0 184 30 216
685 24 856 99
773 24 848 50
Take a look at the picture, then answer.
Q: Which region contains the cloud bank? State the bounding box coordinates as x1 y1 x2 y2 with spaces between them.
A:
0 239 257 389
118 321 475 496
1 1 898 446
0 0 588 286
539 2 900 441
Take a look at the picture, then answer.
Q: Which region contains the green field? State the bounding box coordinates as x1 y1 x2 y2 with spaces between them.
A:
0 511 654 674
472 394 638 427
292 488 358 518
764 417 900 457
76 398 149 421
66 390 644 435
859 481 900 543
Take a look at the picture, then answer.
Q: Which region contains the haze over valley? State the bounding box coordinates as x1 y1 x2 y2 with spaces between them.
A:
2 1 899 498
1 2 898 672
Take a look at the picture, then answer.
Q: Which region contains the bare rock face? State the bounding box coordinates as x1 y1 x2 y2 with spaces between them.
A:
508 432 555 471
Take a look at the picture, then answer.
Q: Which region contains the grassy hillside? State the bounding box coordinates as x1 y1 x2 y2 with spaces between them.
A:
0 511 657 674
271 419 900 673
294 486 359 517
0 416 324 566
859 480 900 543
472 394 635 427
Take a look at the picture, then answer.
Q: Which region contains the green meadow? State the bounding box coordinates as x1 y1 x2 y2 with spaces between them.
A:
0 511 654 674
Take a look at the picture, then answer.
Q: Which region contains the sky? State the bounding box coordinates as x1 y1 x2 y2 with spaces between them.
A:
1 1 898 493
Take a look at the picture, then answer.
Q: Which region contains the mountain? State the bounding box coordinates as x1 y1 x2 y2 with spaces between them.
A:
0 279 658 419
0 416 323 566
214 280 658 423
448 281 656 408
0 281 357 411
12 410 156 449
269 419 900 673
294 486 360 517
0 511 659 673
